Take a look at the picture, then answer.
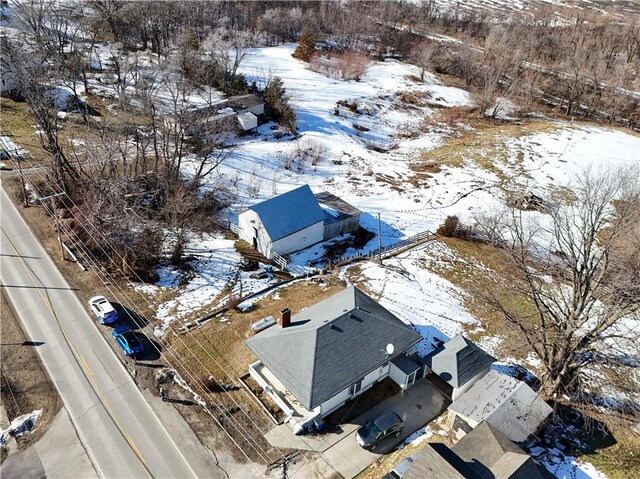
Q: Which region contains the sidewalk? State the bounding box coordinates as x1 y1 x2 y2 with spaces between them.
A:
1 407 98 479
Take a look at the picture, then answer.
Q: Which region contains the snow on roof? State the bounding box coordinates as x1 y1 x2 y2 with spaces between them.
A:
448 370 553 443
248 185 325 241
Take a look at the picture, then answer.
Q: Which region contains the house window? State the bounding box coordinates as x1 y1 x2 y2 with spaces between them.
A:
349 377 363 396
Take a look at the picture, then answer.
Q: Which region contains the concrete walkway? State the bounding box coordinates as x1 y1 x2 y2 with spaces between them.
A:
322 378 449 479
1 407 98 479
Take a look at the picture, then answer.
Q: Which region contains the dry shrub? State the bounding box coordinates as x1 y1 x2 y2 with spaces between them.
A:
281 139 328 172
437 215 473 239
309 51 370 81
338 51 370 81
439 106 470 125
227 293 242 309
398 91 428 106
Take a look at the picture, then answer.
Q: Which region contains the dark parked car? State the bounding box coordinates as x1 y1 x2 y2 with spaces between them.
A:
112 325 144 357
356 411 404 450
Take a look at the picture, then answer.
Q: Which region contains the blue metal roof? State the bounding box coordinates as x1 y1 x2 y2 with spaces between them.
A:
249 185 325 241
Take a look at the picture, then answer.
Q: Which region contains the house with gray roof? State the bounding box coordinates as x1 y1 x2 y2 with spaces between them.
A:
453 422 552 479
402 443 482 479
447 370 553 445
238 185 360 262
423 334 495 400
400 421 551 479
245 286 423 433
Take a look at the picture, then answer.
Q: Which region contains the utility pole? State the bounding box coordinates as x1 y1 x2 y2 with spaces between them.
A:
377 212 383 265
40 192 66 261
15 154 28 207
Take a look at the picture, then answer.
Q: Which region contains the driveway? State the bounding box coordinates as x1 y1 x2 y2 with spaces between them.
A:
322 378 449 479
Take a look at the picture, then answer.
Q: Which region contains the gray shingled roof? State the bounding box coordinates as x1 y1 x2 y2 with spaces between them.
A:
424 335 495 388
453 422 551 479
404 443 482 479
448 370 553 443
249 185 325 241
244 286 422 410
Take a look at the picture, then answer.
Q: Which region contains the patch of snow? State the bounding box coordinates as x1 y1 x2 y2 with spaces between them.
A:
531 447 608 479
0 410 42 446
344 246 478 357
401 426 434 447
171 370 206 407
152 233 243 337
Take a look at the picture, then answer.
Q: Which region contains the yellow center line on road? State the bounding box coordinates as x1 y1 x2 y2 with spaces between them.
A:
1 226 154 479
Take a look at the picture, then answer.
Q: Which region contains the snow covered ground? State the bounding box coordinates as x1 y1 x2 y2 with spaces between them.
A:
154 45 639 356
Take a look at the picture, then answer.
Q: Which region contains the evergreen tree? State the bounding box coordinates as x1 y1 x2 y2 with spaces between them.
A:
292 30 315 62
264 76 296 134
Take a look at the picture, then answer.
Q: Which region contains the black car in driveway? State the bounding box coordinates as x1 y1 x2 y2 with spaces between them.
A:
356 411 404 451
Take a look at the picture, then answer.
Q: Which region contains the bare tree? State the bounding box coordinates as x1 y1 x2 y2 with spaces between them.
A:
409 40 439 81
486 168 640 401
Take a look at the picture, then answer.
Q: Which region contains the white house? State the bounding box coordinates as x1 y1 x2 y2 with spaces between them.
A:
423 335 495 401
238 185 362 262
245 286 423 433
238 185 327 259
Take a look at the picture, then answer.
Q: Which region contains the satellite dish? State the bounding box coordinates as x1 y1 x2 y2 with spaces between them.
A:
386 343 395 355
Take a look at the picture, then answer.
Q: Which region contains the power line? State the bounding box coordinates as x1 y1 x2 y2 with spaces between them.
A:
14 158 274 474
15 139 329 477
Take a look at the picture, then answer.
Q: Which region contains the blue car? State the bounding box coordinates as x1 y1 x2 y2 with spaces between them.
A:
112 325 144 357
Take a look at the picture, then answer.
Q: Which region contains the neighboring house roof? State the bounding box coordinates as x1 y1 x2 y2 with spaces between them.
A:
424 335 495 389
452 422 552 479
224 93 264 111
403 443 482 479
248 185 326 242
244 286 423 410
448 370 553 443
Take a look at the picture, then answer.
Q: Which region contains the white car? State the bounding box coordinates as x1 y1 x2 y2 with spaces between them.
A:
88 296 119 324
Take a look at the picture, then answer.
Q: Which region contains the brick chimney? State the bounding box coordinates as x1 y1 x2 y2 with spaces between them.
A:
279 308 291 328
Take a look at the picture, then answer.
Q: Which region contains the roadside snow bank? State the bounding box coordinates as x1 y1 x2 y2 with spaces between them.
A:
0 410 42 446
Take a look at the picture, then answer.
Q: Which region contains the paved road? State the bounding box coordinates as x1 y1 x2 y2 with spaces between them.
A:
0 186 218 478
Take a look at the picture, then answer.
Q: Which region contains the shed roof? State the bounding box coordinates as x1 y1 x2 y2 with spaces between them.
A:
248 185 326 241
453 422 551 479
391 354 421 375
423 335 495 388
224 94 264 111
244 286 422 410
448 370 553 443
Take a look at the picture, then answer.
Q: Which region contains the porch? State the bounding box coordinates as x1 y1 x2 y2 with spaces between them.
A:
248 361 319 432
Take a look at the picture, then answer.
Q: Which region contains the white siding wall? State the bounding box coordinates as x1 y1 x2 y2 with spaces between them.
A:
319 387 350 416
271 221 324 256
238 210 273 258
237 112 257 131
452 369 490 402
389 361 408 389
1 68 16 93
319 362 390 416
